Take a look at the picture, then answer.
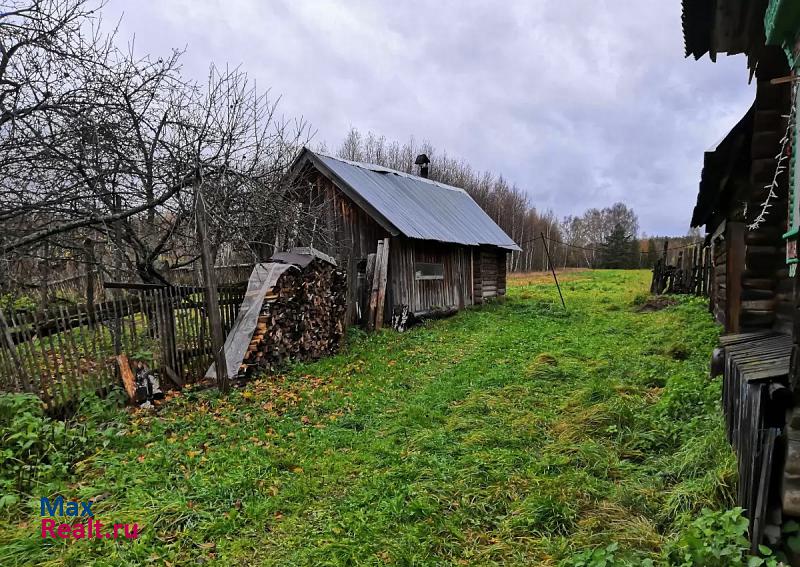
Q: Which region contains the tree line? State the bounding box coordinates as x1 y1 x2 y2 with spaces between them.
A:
330 129 673 271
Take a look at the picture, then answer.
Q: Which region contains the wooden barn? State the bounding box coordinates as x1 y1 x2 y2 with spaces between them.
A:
681 0 800 550
285 148 520 327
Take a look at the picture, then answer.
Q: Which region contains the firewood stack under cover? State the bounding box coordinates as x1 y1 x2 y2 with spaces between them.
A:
239 257 347 377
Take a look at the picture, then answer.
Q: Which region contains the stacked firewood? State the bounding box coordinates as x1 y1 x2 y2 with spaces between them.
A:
240 259 347 375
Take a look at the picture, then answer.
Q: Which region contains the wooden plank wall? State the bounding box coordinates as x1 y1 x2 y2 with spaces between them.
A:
388 240 472 317
307 175 389 324
302 172 507 323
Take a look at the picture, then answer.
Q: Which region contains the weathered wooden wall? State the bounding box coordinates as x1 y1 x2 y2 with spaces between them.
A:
388 240 472 317
741 77 790 333
472 247 507 304
304 174 389 324
711 233 728 326
300 172 510 325
704 76 791 335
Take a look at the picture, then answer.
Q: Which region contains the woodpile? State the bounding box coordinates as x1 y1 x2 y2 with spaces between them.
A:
239 258 347 376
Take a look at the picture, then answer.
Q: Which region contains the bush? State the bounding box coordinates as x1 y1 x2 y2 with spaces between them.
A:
0 393 70 508
0 390 126 510
664 508 780 566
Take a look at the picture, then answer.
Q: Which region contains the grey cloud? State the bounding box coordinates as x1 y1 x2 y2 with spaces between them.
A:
101 0 755 236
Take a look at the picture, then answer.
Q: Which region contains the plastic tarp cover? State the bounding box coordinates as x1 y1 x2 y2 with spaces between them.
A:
206 262 296 380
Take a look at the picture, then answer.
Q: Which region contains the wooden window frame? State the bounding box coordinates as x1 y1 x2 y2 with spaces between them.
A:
414 262 444 281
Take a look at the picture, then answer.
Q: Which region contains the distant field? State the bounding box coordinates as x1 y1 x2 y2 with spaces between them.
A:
0 270 734 566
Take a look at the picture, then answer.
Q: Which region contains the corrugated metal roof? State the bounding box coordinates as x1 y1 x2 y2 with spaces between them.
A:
300 149 521 251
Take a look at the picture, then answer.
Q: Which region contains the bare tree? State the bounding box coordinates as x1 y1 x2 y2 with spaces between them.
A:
0 0 315 294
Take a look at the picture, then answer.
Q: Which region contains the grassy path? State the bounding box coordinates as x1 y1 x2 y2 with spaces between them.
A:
0 270 733 566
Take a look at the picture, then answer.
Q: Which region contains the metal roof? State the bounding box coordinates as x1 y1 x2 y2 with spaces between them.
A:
295 148 521 251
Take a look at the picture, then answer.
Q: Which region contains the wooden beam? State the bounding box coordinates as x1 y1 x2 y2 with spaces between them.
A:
363 253 376 325
103 281 168 290
374 237 390 330
366 240 383 332
117 354 136 403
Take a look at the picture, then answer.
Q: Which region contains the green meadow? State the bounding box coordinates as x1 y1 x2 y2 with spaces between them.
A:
0 270 737 566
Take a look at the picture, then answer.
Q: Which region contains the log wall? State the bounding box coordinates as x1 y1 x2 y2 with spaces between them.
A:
741 79 791 334
706 79 790 334
712 234 728 326
473 247 507 304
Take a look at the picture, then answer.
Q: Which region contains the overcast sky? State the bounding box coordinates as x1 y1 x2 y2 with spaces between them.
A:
101 0 754 236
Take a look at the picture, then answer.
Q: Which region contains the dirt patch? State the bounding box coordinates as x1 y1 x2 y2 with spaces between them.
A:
508 269 590 286
634 296 677 313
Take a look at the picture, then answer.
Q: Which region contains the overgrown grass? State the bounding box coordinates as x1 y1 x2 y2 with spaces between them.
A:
0 270 734 566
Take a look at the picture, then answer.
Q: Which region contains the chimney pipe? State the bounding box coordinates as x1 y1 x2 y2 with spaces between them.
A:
414 154 430 178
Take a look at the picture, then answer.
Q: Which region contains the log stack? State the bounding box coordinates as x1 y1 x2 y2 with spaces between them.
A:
239 258 347 376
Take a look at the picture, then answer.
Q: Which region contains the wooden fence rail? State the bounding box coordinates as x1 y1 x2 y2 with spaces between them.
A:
651 242 712 297
0 283 246 409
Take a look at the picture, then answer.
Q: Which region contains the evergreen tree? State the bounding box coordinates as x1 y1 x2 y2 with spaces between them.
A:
599 223 636 268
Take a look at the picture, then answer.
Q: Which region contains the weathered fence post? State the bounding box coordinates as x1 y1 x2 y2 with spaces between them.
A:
196 194 228 392
0 309 32 393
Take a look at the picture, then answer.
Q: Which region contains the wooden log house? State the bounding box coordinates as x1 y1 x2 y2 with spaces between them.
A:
682 0 800 549
691 90 792 334
284 148 520 327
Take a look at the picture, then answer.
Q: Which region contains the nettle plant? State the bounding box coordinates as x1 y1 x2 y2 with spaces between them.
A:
0 393 70 508
569 508 790 566
665 508 783 567
0 390 126 510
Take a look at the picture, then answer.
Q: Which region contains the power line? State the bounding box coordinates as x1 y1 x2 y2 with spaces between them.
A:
514 234 703 254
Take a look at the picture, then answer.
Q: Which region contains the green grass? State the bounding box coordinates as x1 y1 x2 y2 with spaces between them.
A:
0 270 734 566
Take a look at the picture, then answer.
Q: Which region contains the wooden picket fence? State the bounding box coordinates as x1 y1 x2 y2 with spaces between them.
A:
651 242 712 296
0 283 246 409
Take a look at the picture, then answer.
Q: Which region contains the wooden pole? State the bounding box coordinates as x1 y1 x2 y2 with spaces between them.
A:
196 194 228 392
541 232 566 310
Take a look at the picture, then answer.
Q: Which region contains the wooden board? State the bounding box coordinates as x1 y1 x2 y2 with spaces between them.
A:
374 238 390 330
117 354 136 403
